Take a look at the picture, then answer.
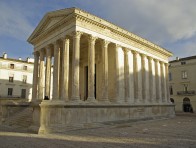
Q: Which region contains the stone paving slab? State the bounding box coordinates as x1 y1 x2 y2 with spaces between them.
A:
0 113 196 148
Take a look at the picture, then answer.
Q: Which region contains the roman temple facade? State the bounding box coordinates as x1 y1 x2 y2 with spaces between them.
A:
28 7 175 134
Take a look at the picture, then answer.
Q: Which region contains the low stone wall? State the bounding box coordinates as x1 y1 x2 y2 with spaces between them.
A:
0 101 31 124
35 101 175 134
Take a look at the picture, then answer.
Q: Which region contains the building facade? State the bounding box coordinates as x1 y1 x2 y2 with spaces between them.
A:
0 53 34 100
28 8 174 134
169 56 196 112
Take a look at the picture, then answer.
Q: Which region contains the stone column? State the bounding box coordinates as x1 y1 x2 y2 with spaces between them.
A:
87 35 97 102
141 54 149 104
127 50 135 103
45 47 51 99
162 62 167 103
114 44 125 103
71 31 82 101
32 51 39 101
52 41 60 100
147 57 152 103
100 40 109 102
133 51 142 103
124 49 134 104
165 63 170 103
159 61 163 103
38 49 45 100
155 59 162 103
124 49 129 103
152 59 157 103
61 38 70 101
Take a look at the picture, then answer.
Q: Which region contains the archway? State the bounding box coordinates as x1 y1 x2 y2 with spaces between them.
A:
183 97 193 112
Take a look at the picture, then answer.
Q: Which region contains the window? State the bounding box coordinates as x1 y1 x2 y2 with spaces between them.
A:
22 75 27 84
8 88 13 96
23 66 27 70
169 85 173 95
169 72 172 81
10 64 14 69
183 84 188 92
9 76 14 82
182 71 188 79
181 61 186 65
21 89 26 98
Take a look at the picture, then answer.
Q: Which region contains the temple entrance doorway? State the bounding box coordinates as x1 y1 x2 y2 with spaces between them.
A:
84 65 96 100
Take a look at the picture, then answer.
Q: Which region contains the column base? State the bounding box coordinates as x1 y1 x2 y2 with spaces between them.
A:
86 97 97 104
70 96 81 101
98 98 110 104
69 97 84 104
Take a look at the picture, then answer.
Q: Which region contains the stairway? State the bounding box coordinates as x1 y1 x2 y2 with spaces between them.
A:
3 107 33 127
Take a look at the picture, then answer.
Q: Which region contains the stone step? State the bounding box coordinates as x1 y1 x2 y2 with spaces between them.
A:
4 107 33 127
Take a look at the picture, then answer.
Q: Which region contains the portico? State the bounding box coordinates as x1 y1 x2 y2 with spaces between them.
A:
28 7 175 134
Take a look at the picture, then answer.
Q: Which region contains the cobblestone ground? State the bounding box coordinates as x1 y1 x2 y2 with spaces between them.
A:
0 113 196 148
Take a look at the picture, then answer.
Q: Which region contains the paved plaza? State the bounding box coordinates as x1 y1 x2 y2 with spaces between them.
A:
0 113 196 148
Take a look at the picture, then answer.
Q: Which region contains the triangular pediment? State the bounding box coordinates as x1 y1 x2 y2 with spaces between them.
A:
43 16 64 31
28 8 75 44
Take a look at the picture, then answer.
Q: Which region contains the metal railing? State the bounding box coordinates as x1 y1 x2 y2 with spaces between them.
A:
177 90 196 96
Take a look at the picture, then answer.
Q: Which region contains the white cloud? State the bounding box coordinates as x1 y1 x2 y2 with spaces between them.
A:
0 2 34 40
83 0 196 58
92 0 196 45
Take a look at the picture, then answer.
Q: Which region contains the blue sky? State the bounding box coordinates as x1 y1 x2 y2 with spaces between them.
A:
0 0 196 60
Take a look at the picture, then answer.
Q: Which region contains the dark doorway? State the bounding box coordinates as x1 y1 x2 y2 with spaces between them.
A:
84 65 96 100
84 66 88 100
183 97 193 112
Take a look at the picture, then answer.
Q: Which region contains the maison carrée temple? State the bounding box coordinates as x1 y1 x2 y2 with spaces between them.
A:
27 7 175 134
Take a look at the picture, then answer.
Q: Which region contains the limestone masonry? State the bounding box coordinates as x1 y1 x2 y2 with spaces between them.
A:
169 56 196 112
0 53 34 100
27 7 175 134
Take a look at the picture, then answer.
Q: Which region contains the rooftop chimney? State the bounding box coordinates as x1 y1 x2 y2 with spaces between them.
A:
176 57 179 60
27 57 29 62
3 53 7 59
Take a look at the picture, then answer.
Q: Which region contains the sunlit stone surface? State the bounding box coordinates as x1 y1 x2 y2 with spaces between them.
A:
27 7 175 134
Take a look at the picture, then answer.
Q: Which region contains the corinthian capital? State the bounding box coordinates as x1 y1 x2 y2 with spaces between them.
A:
72 31 83 38
88 35 97 44
102 40 110 48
